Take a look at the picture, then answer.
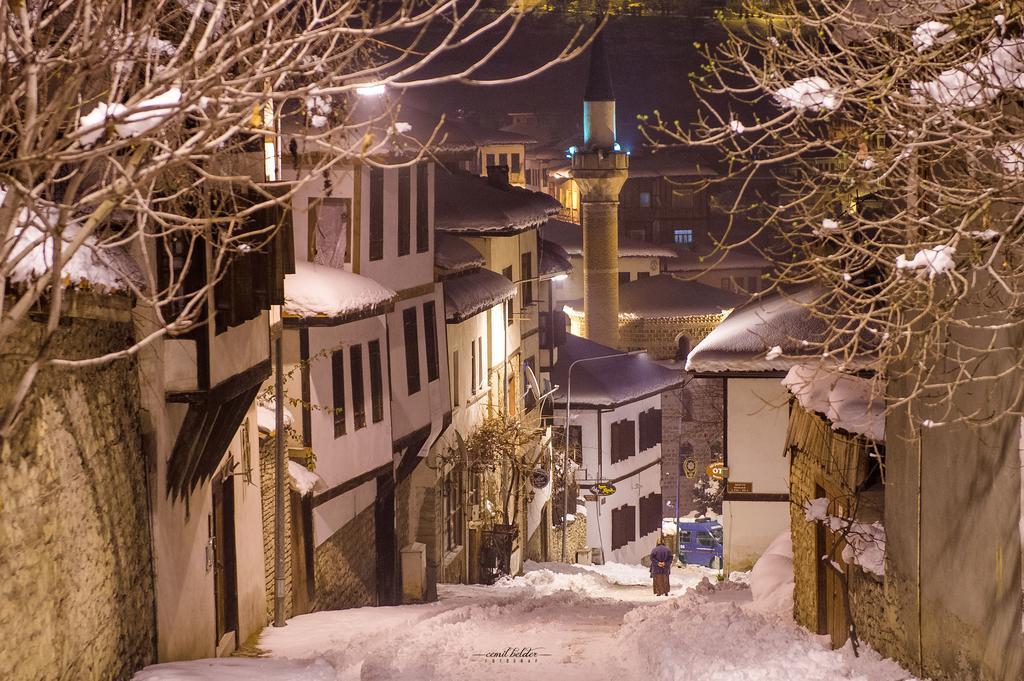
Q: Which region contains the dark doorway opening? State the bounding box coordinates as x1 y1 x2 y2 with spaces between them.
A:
375 472 399 605
212 472 238 650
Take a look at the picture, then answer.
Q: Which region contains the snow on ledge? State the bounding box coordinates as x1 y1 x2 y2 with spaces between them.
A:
284 260 396 319
6 216 142 294
256 400 295 435
287 460 326 496
782 364 885 442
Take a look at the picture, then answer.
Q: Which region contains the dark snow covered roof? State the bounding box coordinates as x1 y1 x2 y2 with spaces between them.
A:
541 219 677 258
443 268 517 323
620 275 747 318
435 234 486 275
626 151 718 179
539 239 572 277
685 286 829 373
666 244 771 273
434 170 561 236
550 334 685 408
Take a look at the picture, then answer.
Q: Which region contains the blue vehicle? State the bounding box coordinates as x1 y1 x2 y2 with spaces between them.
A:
676 518 724 568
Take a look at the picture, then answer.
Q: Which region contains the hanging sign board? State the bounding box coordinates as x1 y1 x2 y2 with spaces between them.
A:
529 468 550 489
726 481 753 494
589 482 617 497
683 458 698 479
706 462 728 480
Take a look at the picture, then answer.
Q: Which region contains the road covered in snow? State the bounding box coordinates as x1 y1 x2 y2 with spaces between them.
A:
134 560 916 681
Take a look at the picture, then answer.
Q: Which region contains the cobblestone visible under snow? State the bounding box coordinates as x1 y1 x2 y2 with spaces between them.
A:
132 561 917 681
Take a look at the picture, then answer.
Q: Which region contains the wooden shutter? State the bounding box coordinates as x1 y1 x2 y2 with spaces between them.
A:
416 164 429 253
370 166 384 261
398 167 411 256
350 344 366 430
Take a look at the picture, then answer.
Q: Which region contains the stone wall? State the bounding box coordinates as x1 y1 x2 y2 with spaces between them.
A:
311 502 377 611
258 437 293 622
0 311 155 681
549 515 588 563
619 315 722 360
662 377 724 518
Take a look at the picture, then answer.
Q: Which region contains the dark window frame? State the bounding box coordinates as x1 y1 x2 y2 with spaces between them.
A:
331 349 346 438
368 339 384 424
369 166 384 261
397 167 411 256
520 252 533 306
610 419 636 464
416 164 429 253
403 307 421 395
350 344 366 430
423 301 440 383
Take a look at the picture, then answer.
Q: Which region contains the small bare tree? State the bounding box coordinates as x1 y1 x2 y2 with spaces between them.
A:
0 1 599 442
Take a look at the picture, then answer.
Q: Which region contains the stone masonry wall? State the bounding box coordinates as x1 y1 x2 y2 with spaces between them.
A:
787 403 899 662
311 501 377 611
258 437 293 622
662 377 724 519
550 515 588 563
0 313 155 681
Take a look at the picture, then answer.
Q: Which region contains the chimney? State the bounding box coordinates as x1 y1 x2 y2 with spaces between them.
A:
486 165 511 189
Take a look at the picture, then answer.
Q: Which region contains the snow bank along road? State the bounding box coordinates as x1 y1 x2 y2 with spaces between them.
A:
133 560 916 681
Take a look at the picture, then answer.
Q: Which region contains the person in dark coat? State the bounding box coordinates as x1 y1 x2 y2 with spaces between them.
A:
650 537 673 596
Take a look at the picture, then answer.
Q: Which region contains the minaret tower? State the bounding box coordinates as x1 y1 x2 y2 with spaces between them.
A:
571 31 628 348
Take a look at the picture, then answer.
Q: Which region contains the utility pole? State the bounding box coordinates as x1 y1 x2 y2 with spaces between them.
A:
273 333 286 627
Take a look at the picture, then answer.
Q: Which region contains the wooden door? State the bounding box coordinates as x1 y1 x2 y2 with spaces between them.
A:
211 474 238 647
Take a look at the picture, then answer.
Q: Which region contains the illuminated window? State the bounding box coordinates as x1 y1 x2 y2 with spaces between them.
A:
673 229 693 245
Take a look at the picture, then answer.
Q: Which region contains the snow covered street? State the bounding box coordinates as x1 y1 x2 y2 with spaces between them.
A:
133 561 916 681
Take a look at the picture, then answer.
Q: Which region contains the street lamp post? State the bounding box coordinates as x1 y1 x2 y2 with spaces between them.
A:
560 349 644 563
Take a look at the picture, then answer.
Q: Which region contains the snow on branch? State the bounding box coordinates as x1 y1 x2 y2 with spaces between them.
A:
803 498 886 578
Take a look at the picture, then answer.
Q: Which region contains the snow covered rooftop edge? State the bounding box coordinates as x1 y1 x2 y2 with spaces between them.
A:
434 170 561 236
550 334 685 408
284 260 396 322
783 365 885 442
686 287 828 373
443 268 517 323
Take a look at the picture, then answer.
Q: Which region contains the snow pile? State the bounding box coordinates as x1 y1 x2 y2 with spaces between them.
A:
912 38 1024 109
256 399 295 434
511 560 710 593
912 21 955 52
773 77 841 112
284 260 396 319
76 87 183 146
803 498 887 577
287 460 325 496
782 364 885 441
5 205 141 294
895 244 955 279
620 587 912 681
746 530 794 617
133 657 337 681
